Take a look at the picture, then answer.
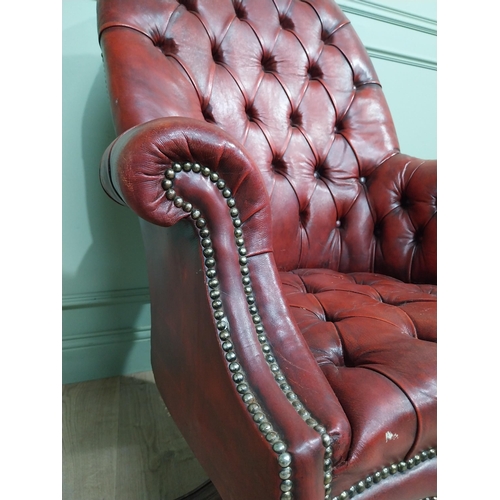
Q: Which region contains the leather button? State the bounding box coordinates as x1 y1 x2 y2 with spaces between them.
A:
153 37 178 56
245 103 257 122
233 1 247 19
413 228 424 244
202 104 215 123
360 177 366 184
307 62 323 80
211 45 224 64
279 14 295 30
261 53 277 73
400 194 410 209
178 0 198 12
271 155 286 173
336 220 342 228
289 109 302 128
321 29 332 42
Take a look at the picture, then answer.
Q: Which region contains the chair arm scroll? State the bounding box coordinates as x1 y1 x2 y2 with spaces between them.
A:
100 116 271 231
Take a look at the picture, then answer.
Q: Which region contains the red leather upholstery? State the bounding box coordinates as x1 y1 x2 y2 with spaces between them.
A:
97 1 437 499
281 269 436 494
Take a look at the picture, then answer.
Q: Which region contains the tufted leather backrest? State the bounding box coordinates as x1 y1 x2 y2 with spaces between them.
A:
98 0 406 275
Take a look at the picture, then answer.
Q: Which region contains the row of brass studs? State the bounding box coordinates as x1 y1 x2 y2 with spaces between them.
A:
331 448 437 500
162 161 293 499
163 161 336 498
227 204 336 500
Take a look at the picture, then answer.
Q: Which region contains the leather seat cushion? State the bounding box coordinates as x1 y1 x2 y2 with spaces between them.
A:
280 269 436 492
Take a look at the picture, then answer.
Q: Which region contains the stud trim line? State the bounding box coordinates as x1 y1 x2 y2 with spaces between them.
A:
331 448 437 500
162 161 335 499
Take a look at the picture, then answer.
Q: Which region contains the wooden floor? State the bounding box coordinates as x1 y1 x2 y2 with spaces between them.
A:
62 371 210 500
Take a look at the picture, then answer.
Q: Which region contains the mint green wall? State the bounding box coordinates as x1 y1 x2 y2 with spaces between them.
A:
339 0 437 159
63 1 151 383
62 0 436 383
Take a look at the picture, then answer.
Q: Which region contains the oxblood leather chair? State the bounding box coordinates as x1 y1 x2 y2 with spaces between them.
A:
97 0 437 499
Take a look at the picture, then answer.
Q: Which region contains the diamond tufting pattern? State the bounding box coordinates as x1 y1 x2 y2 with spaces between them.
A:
98 1 437 498
98 0 435 282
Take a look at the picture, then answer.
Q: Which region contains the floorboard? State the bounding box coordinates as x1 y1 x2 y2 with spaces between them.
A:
63 372 208 500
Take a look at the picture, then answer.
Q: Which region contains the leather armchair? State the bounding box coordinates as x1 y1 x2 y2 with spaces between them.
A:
97 1 437 499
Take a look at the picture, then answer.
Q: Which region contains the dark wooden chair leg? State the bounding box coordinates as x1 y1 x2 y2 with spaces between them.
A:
175 479 222 500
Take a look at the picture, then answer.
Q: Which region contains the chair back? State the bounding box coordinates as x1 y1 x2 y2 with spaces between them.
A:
98 0 400 272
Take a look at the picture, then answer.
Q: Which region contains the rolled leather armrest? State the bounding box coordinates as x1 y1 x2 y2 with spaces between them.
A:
100 116 269 228
100 116 352 499
367 153 437 284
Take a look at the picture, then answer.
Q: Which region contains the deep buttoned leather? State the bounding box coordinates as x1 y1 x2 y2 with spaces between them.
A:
98 0 435 283
98 1 437 499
